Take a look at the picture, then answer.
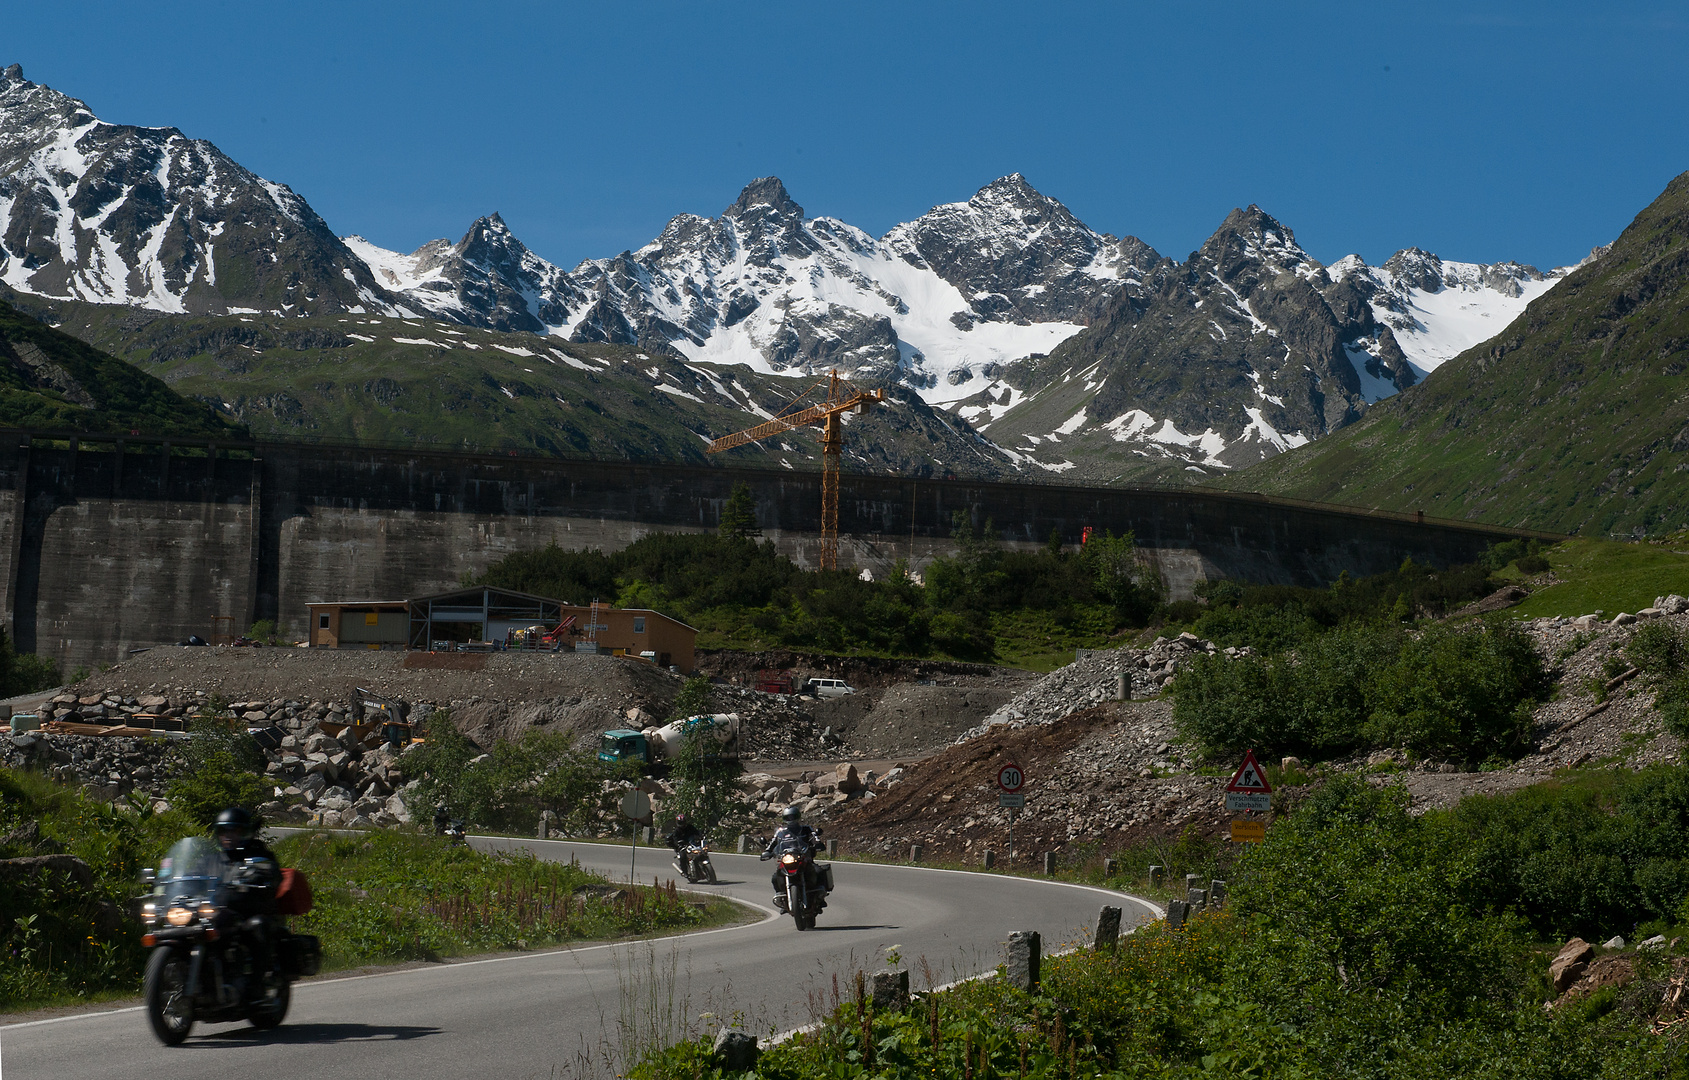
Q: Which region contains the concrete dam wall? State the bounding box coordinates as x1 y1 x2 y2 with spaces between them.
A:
0 432 1553 667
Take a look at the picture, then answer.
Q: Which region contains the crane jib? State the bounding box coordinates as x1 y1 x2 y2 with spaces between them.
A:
703 374 887 571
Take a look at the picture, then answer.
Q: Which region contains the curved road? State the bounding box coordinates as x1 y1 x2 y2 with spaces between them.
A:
2 836 1159 1079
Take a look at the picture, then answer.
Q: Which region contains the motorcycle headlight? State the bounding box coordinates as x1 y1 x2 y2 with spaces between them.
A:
166 906 193 926
780 853 800 866
198 902 218 920
141 901 157 925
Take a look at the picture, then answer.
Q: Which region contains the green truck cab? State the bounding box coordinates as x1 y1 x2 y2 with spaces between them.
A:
598 729 650 765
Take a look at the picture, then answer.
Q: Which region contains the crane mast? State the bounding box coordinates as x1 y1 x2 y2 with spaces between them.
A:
706 370 886 571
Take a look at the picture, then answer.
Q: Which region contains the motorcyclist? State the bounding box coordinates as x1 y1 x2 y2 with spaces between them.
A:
214 807 280 987
665 813 704 876
760 805 824 911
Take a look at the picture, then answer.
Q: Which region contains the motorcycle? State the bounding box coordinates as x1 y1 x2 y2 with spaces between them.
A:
765 834 833 930
139 836 320 1046
443 818 467 846
672 839 718 884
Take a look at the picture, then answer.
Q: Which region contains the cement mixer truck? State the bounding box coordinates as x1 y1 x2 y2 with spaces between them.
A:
598 713 741 771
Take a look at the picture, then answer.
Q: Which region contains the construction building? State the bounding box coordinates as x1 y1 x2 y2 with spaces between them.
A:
306 586 696 671
305 601 410 650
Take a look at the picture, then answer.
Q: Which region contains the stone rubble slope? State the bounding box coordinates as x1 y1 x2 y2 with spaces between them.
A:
960 632 1228 742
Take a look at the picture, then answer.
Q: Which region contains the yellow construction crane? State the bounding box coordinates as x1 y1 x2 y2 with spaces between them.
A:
706 370 886 571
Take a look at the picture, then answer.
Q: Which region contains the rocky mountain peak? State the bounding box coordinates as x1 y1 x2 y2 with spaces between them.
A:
1382 247 1444 291
1192 204 1321 285
2 64 23 85
725 177 804 222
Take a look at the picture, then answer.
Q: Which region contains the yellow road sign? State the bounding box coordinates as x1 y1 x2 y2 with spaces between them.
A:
1230 818 1266 843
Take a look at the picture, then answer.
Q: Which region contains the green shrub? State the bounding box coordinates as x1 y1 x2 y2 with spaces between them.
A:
1 768 200 1008
403 711 617 834
1172 621 1549 762
165 715 269 827
1438 765 1689 940
1364 621 1549 761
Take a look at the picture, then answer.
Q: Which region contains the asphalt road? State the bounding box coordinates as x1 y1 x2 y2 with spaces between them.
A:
1 836 1160 1080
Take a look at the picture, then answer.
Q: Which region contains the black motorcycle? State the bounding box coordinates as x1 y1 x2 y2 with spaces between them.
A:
764 834 833 930
672 838 718 884
140 836 319 1045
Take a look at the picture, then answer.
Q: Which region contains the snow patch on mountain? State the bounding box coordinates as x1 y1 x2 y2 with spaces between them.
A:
1330 249 1569 378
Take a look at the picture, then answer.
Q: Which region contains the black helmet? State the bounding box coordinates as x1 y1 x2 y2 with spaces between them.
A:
782 805 801 825
214 806 254 844
675 813 689 825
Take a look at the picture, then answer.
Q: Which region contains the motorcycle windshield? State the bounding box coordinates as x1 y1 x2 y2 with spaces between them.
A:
154 836 226 905
773 836 810 858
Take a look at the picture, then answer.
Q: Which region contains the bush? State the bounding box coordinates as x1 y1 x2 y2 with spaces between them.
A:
1437 765 1689 939
1365 621 1549 761
1172 621 1550 762
1 768 200 1008
403 711 617 834
165 713 269 828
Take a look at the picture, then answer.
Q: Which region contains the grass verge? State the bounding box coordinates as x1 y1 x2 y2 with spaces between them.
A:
1511 538 1689 619
276 829 747 971
0 766 750 1014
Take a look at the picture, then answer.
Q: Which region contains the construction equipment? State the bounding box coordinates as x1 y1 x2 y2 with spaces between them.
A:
318 688 413 748
706 370 886 571
598 713 741 771
506 615 577 651
754 669 798 695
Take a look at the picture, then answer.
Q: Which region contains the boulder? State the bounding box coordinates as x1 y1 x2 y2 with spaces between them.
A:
1612 613 1638 627
1604 936 1626 949
1549 937 1592 993
1658 594 1689 615
869 968 909 1008
712 1030 760 1072
0 853 95 889
834 763 863 794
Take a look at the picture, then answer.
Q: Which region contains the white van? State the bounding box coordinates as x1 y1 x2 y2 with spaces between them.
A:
806 677 855 698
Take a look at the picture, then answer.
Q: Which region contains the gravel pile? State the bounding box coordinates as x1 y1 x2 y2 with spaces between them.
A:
956 633 1231 742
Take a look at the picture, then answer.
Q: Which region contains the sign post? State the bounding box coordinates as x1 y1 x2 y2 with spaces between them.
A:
619 788 651 882
1224 749 1272 843
997 761 1025 867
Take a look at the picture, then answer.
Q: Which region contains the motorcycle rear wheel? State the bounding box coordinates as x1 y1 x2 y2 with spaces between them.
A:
144 948 195 1046
249 978 291 1030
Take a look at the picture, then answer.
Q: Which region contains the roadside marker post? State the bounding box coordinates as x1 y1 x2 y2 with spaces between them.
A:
619 788 651 882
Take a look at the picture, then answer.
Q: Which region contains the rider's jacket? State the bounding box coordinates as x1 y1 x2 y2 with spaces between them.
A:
762 824 820 860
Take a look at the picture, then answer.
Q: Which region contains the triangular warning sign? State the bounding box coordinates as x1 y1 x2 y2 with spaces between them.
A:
1225 750 1273 794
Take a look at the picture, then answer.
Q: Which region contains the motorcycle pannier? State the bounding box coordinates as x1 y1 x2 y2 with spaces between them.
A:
276 867 314 915
282 933 322 977
820 864 834 892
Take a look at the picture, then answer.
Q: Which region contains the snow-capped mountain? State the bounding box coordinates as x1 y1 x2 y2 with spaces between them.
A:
0 64 392 316
344 213 590 334
0 62 1590 484
973 209 1580 480
1328 247 1573 379
556 174 1163 400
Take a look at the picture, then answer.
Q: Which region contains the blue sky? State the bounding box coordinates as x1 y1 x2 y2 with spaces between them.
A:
10 2 1687 271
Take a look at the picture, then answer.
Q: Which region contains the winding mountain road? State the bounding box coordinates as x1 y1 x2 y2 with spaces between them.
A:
1 836 1158 1079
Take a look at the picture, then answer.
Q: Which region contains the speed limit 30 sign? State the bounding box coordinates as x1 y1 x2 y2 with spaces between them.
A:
997 763 1025 793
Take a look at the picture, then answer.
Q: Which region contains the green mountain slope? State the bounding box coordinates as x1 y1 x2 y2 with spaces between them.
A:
0 289 1016 478
0 298 241 437
1216 171 1689 536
